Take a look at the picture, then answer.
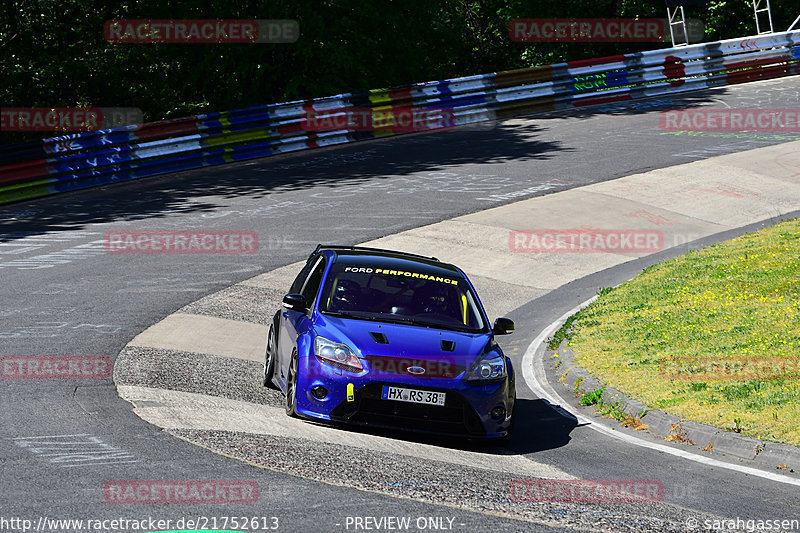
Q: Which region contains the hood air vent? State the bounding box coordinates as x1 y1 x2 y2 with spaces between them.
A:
440 340 455 352
369 332 389 344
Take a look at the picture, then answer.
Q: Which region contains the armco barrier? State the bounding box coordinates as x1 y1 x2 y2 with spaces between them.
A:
1 31 799 205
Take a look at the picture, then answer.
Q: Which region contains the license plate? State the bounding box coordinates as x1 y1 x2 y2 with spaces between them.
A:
381 386 446 406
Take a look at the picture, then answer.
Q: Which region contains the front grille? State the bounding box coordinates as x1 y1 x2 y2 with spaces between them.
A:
329 382 485 436
364 355 466 379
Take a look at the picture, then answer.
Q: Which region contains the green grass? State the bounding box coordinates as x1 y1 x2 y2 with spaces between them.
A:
547 287 612 350
565 218 800 446
580 386 605 406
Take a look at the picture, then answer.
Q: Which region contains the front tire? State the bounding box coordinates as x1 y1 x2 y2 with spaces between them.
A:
285 352 298 417
263 325 277 389
497 399 516 446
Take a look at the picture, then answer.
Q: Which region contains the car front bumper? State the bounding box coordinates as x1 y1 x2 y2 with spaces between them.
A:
293 355 515 438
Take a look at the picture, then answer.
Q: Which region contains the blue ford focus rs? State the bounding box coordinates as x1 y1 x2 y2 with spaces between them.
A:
263 245 516 440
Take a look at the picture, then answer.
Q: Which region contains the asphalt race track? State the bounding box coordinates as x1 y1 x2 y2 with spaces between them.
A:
2 77 800 532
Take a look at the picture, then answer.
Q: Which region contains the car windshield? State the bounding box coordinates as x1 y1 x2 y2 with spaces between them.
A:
319 263 486 333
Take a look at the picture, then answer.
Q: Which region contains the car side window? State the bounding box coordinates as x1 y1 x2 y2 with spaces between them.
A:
300 256 326 305
289 256 317 294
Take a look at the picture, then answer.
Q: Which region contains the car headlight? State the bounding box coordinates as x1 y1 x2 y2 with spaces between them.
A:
466 354 507 382
314 336 363 373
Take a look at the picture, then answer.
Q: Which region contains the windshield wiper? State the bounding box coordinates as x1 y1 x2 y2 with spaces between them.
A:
322 310 380 321
324 311 423 326
380 316 420 326
380 316 459 329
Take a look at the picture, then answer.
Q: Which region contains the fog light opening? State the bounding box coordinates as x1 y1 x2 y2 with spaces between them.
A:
310 385 328 400
490 406 506 420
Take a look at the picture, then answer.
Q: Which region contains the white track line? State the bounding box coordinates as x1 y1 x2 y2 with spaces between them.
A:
521 298 800 488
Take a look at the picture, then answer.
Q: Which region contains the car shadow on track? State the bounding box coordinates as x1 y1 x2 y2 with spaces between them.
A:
505 398 581 454
308 397 579 456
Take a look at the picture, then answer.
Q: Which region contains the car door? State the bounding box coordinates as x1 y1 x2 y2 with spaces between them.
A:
278 254 327 387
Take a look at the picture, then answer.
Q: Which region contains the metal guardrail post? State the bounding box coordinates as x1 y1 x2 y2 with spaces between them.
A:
667 6 690 47
754 0 774 34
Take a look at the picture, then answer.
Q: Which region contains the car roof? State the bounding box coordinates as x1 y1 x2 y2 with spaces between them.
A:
313 245 463 277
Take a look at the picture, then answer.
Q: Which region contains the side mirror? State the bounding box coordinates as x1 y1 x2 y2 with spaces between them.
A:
493 317 515 336
282 293 308 312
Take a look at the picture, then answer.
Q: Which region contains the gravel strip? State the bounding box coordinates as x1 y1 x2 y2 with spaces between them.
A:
179 283 284 326
172 429 717 532
115 345 283 408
